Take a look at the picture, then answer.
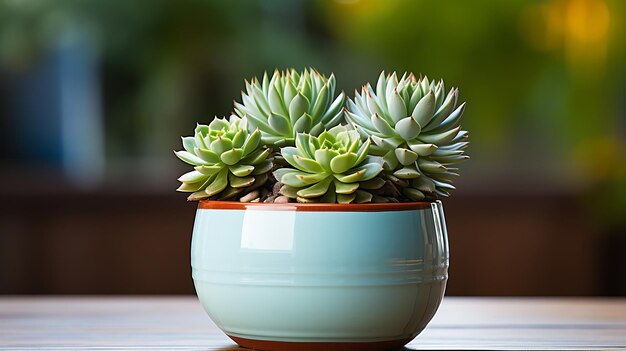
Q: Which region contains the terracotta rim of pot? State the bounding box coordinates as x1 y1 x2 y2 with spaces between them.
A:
197 200 434 212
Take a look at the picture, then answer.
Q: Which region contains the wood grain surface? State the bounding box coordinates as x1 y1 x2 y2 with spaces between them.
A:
0 297 625 350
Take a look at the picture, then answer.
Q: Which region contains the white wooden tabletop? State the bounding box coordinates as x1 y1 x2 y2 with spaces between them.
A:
1 297 625 350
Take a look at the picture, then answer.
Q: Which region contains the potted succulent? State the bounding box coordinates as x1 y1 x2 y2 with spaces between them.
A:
175 68 468 351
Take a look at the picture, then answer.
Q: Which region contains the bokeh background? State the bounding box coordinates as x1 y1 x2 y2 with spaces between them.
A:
1 0 625 295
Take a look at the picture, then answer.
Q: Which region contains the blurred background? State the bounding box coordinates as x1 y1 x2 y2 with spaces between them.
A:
1 0 625 296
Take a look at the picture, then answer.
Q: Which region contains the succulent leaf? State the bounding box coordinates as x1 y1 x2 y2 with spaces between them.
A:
395 148 418 166
337 193 357 204
204 168 229 196
412 176 436 193
395 116 421 141
293 155 326 173
280 171 328 187
387 89 407 123
228 173 255 188
424 89 457 132
297 177 332 198
411 91 436 127
418 159 446 173
355 189 374 203
176 151 208 165
241 148 270 165
182 137 195 153
407 141 437 156
359 177 386 190
220 148 244 165
418 126 461 145
229 164 255 177
252 160 273 175
330 152 358 174
195 165 222 175
268 113 292 136
334 180 359 194
289 93 309 125
393 166 421 179
210 138 232 155
372 113 397 136
293 113 313 133
334 169 366 183
314 148 339 171
177 170 206 183
403 187 426 201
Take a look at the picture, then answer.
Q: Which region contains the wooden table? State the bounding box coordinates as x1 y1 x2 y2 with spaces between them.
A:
1 297 625 350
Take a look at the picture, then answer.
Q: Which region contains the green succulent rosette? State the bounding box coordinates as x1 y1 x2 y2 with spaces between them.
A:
175 116 272 201
345 71 469 200
273 125 384 204
234 68 345 147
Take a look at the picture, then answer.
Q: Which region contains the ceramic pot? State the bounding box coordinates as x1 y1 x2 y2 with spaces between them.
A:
191 201 449 351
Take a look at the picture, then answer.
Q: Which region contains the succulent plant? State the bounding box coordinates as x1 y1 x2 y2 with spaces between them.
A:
176 68 470 204
234 68 345 147
273 125 384 204
345 71 469 200
175 116 272 201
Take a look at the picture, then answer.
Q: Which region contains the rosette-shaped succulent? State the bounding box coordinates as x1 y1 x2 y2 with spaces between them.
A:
175 116 272 201
273 125 384 204
346 71 469 200
234 68 345 146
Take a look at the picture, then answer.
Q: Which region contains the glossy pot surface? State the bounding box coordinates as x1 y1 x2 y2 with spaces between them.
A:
191 201 449 351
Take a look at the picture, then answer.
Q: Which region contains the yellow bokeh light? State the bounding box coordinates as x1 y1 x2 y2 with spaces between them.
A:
521 0 610 75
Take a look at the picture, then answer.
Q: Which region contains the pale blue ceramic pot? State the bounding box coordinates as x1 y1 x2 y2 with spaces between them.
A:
191 201 449 351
